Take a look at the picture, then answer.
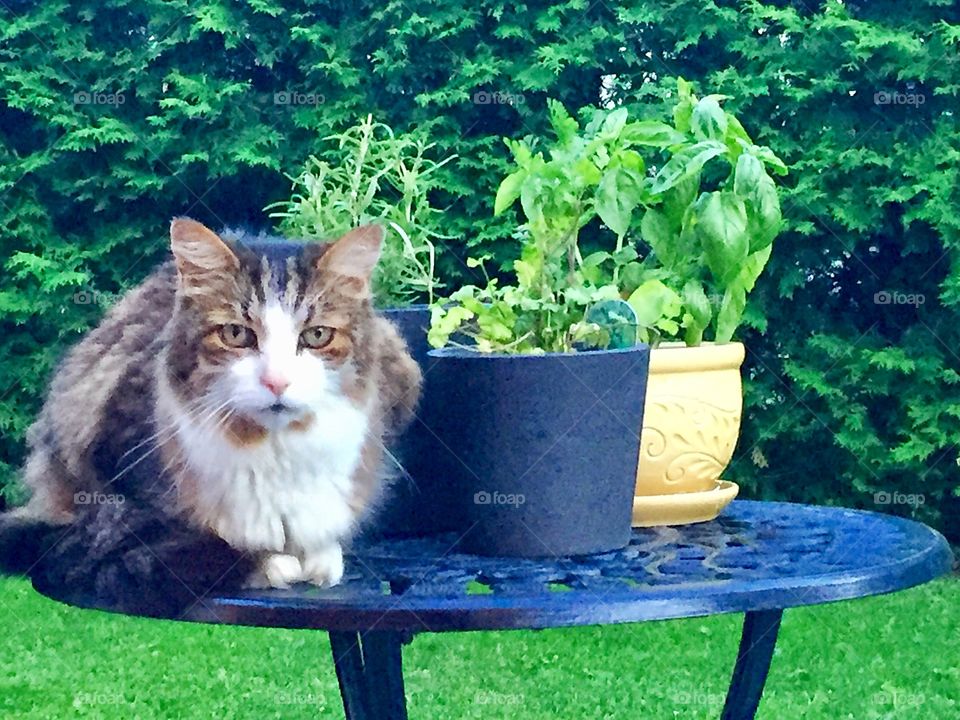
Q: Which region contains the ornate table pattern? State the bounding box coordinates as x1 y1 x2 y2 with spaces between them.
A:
35 501 954 719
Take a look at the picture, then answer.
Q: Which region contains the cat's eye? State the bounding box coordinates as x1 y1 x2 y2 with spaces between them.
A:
300 326 335 350
219 323 257 349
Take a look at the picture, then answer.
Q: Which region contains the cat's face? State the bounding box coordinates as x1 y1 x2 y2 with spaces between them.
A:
164 219 382 437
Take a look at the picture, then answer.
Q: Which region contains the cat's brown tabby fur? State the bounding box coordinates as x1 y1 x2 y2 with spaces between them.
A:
0 218 422 615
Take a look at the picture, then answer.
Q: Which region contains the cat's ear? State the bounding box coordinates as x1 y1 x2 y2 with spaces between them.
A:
170 218 238 276
315 224 384 293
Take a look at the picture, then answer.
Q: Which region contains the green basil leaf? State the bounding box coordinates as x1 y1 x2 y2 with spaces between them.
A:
612 245 639 264
640 208 674 264
753 144 789 176
650 140 727 195
596 171 629 237
600 107 629 139
734 152 763 198
518 174 543 224
621 121 687 148
493 170 527 215
692 96 728 141
619 262 647 296
661 171 700 228
696 191 749 285
681 280 712 347
627 279 683 328
716 283 747 343
596 161 645 237
571 156 602 188
737 245 773 293
682 279 712 327
745 175 782 252
673 78 696 134
582 251 612 268
616 148 646 174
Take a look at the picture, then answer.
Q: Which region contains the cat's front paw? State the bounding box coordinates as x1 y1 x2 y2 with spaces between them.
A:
302 543 344 588
245 553 303 589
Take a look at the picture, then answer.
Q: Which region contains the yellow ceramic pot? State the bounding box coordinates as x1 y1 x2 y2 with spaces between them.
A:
633 342 745 527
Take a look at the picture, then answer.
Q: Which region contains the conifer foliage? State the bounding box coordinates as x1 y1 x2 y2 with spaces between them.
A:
1 1 958 532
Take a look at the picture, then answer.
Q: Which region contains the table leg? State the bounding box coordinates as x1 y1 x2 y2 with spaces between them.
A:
362 632 408 720
720 609 783 720
329 630 409 720
330 631 370 720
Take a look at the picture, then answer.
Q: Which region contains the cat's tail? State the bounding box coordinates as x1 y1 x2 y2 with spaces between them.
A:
2 503 254 618
0 510 60 575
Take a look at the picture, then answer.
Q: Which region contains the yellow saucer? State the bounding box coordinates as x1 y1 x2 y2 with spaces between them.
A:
632 480 739 527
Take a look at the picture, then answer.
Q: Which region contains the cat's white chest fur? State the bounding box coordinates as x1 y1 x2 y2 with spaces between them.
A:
172 399 368 559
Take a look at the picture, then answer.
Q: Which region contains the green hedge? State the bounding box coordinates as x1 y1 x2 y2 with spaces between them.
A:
2 1 958 535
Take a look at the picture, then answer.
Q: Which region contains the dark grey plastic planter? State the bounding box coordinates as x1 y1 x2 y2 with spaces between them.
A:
426 344 651 557
375 306 466 537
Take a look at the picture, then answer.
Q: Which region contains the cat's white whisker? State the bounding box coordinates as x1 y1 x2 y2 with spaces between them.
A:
107 397 234 488
162 404 237 504
114 395 210 464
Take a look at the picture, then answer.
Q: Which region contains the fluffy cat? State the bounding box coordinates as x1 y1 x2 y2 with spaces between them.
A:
0 218 422 614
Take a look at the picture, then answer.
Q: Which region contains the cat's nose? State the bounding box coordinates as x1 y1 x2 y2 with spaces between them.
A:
259 372 290 397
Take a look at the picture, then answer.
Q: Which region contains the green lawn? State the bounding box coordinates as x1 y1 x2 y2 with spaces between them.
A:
0 575 956 719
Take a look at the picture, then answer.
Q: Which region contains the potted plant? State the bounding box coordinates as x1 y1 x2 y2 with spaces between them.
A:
560 80 787 526
432 79 787 545
267 116 457 536
427 101 659 557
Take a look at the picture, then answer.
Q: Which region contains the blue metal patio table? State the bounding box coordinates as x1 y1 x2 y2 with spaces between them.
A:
34 500 954 719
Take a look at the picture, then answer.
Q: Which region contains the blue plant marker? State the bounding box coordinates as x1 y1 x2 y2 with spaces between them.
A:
585 299 638 349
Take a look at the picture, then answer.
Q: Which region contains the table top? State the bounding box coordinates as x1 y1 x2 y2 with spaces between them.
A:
164 501 950 633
